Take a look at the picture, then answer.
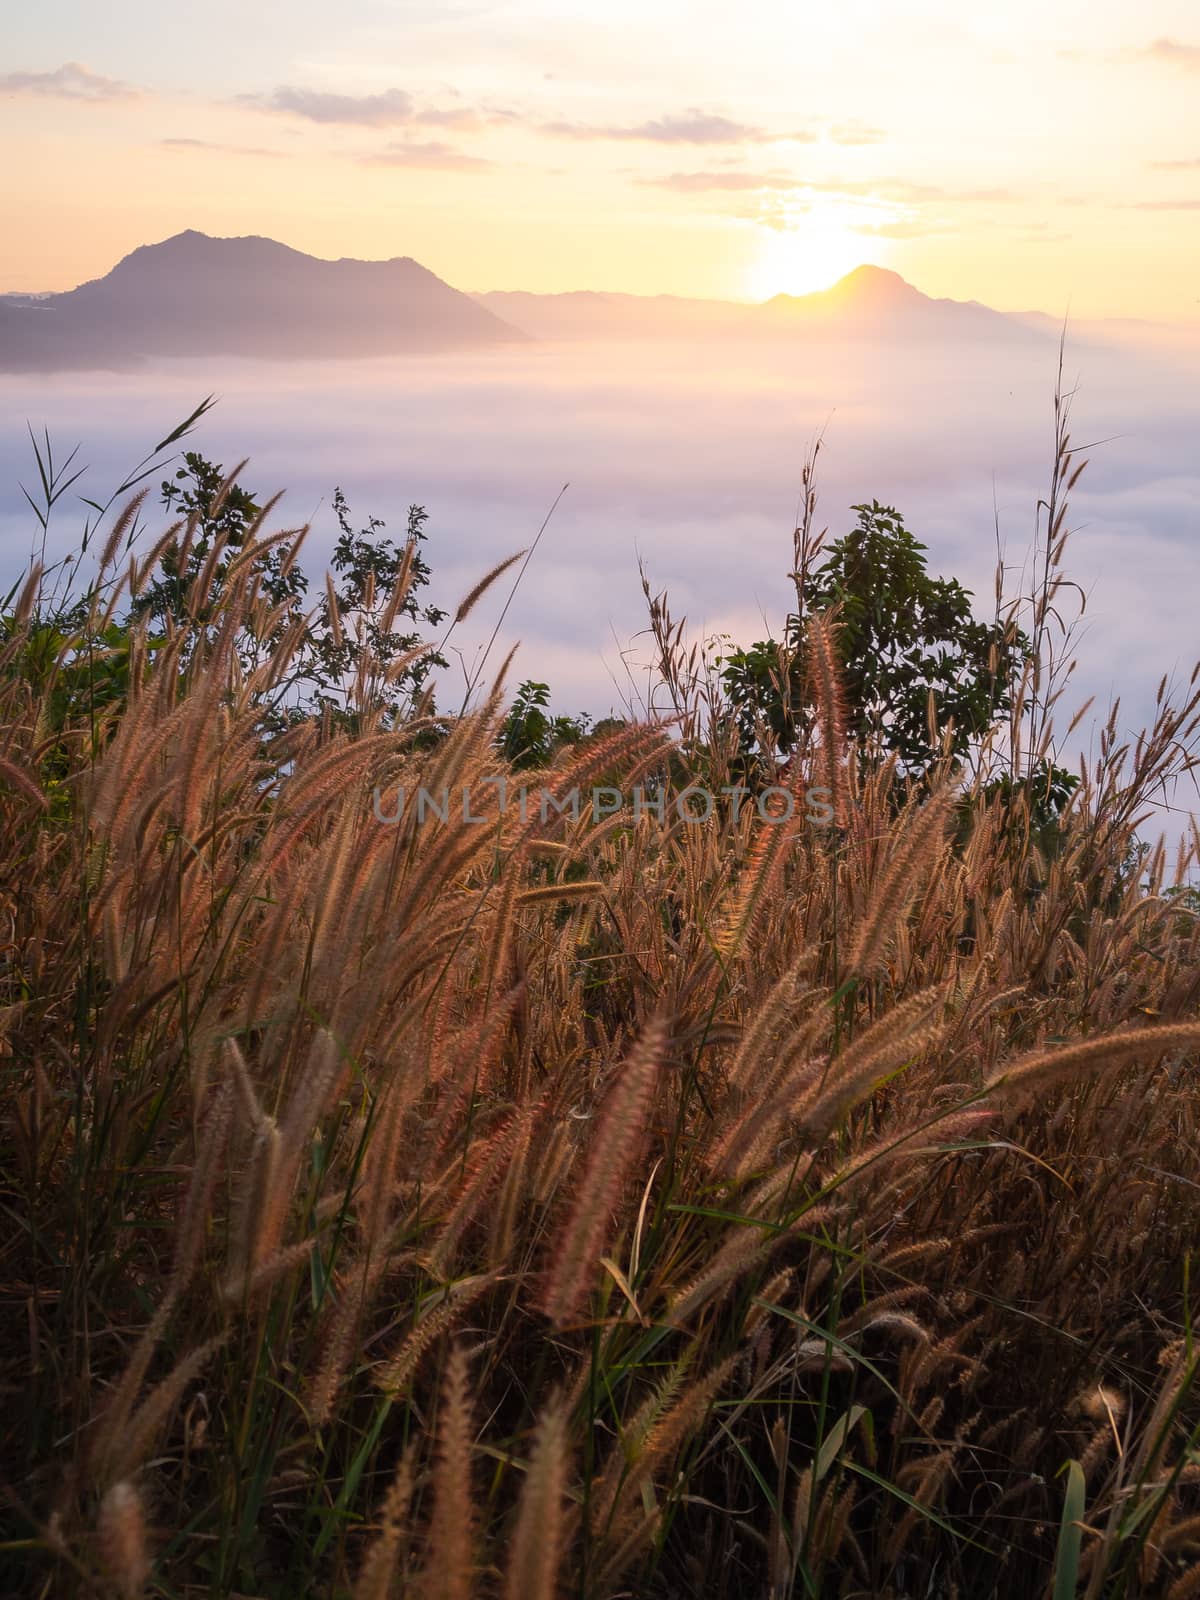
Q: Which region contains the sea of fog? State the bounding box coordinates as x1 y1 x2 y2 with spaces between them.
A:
2 332 1198 835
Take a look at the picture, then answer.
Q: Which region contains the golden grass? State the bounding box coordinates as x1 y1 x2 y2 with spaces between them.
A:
3 435 1200 1599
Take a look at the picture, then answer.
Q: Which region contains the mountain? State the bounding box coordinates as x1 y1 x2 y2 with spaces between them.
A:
0 231 526 370
477 265 1048 345
759 264 1029 337
0 237 1057 370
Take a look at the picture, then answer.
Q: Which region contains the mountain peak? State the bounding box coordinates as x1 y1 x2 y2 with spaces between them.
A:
112 230 308 272
827 263 915 301
108 231 437 282
1 229 527 369
754 262 1030 340
760 263 924 317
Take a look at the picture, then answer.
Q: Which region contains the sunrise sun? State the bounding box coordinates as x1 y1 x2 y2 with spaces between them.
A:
746 214 889 301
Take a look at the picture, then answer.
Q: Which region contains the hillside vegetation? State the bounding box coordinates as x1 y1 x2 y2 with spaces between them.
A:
4 405 1200 1599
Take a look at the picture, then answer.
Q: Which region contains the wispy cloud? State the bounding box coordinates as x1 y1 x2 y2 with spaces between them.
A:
641 169 803 192
857 177 954 203
1148 156 1200 169
544 108 813 145
236 81 495 168
237 82 506 165
954 187 1018 203
413 105 486 131
828 121 886 146
640 170 1015 204
242 85 415 126
1139 37 1200 68
237 87 874 159
361 138 492 171
0 61 138 102
160 137 287 159
1129 197 1200 210
543 109 884 147
1069 37 1200 70
857 217 956 239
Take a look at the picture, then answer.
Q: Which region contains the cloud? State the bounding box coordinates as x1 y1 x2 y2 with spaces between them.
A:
240 88 832 154
838 178 1015 205
858 177 949 203
236 82 493 166
641 169 803 192
413 105 485 131
1140 37 1200 68
1069 37 1200 70
828 121 886 146
160 137 287 159
1129 198 1200 210
857 218 957 239
958 187 1018 203
544 108 813 145
243 85 415 126
1148 157 1200 169
4 331 1200 774
238 82 511 146
639 171 1016 205
0 61 137 102
361 138 492 171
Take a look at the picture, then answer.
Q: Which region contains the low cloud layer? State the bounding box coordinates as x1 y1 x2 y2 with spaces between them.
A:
1 330 1197 831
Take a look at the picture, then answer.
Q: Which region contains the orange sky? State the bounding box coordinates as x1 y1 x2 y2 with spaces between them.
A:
4 3 1200 319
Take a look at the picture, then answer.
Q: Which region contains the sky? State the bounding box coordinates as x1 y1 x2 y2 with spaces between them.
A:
4 1 1200 317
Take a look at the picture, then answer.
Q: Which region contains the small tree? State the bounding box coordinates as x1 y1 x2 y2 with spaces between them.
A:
720 502 1028 776
314 488 448 720
139 452 303 644
137 454 448 726
498 680 591 769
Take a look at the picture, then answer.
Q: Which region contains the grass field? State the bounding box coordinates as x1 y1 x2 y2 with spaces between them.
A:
4 421 1200 1598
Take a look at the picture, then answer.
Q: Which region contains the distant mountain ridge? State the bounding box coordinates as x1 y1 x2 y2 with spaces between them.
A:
477 264 1047 344
0 230 527 370
0 232 1057 371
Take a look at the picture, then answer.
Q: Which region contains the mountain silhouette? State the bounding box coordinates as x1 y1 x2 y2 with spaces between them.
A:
0 236 1053 369
759 264 1034 338
478 264 1046 344
0 230 526 370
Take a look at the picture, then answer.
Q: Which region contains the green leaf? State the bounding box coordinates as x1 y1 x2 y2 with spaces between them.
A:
1052 1458 1086 1600
816 1404 866 1482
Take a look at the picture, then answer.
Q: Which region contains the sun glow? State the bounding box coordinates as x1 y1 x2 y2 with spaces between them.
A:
746 216 889 301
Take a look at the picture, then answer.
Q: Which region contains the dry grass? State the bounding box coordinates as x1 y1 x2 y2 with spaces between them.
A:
4 425 1200 1599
